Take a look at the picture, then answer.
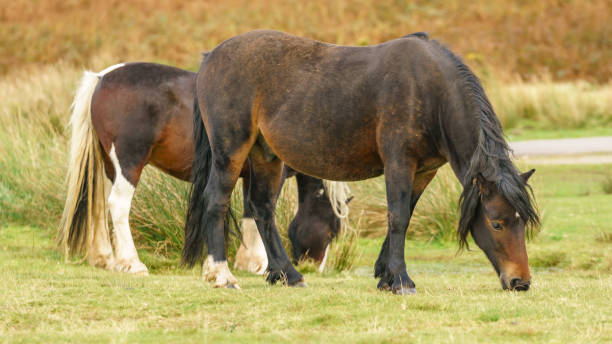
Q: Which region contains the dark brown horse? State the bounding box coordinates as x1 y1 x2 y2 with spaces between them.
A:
58 62 351 276
184 30 539 293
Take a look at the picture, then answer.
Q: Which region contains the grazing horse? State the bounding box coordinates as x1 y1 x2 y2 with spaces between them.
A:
184 30 539 293
58 62 350 275
288 173 352 270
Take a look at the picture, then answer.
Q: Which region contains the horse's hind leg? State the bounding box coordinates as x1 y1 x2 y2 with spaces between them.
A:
199 153 249 288
248 145 304 286
234 171 268 275
107 144 149 275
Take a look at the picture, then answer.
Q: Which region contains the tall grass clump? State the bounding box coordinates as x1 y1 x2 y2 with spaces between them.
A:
128 168 190 256
487 77 612 130
0 56 119 228
0 63 78 227
326 214 362 272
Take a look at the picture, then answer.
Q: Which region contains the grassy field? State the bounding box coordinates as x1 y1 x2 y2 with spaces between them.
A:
1 164 610 343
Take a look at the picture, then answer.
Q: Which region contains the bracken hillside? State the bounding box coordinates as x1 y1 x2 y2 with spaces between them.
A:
1 0 610 82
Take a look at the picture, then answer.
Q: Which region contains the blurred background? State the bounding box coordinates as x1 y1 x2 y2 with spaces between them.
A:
2 0 610 81
0 0 610 269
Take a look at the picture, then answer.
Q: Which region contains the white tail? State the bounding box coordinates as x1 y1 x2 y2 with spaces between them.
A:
58 65 124 259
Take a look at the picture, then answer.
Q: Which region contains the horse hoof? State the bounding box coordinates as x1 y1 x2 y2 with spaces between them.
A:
133 269 149 277
290 280 308 288
217 283 241 290
393 287 417 295
114 260 149 276
377 282 391 291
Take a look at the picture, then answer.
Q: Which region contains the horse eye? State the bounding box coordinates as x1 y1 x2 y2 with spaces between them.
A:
491 222 503 231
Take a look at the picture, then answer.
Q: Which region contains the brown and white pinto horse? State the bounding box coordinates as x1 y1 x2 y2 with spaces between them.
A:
58 62 351 276
184 31 539 293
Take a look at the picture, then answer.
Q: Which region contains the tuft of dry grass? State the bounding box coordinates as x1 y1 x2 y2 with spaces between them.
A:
596 231 612 243
0 63 77 227
327 213 362 272
128 168 190 256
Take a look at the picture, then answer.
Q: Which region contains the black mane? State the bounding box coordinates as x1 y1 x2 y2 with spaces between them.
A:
403 32 429 40
431 40 540 248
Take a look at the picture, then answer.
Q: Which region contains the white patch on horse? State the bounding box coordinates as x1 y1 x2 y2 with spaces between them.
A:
107 144 148 275
97 63 126 77
318 243 330 273
515 212 520 219
203 255 239 288
234 218 268 275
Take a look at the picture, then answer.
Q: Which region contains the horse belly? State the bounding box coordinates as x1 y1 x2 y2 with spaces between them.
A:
149 114 194 181
260 118 383 181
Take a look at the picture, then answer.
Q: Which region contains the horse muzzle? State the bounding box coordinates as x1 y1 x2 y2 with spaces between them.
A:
500 275 531 291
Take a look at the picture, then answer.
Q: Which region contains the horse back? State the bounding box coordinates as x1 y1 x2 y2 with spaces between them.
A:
90 63 197 181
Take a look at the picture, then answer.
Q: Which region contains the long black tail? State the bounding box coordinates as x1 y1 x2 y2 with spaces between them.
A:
182 93 214 267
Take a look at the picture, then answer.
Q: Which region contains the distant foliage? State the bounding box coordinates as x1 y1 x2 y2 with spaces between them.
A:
487 77 612 130
1 0 610 82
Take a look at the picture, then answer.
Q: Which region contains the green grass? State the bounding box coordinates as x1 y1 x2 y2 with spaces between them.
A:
2 164 611 343
2 226 610 343
506 127 612 142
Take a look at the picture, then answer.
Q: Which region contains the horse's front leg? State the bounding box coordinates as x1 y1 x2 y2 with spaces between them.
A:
377 159 418 295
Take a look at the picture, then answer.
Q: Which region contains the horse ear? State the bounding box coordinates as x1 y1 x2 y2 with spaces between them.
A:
521 169 536 182
474 173 491 196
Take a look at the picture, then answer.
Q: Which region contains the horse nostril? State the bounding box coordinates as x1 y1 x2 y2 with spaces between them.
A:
510 278 530 291
510 278 521 287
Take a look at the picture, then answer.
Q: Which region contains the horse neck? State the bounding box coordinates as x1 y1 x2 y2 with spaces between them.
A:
295 174 320 205
436 107 482 185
